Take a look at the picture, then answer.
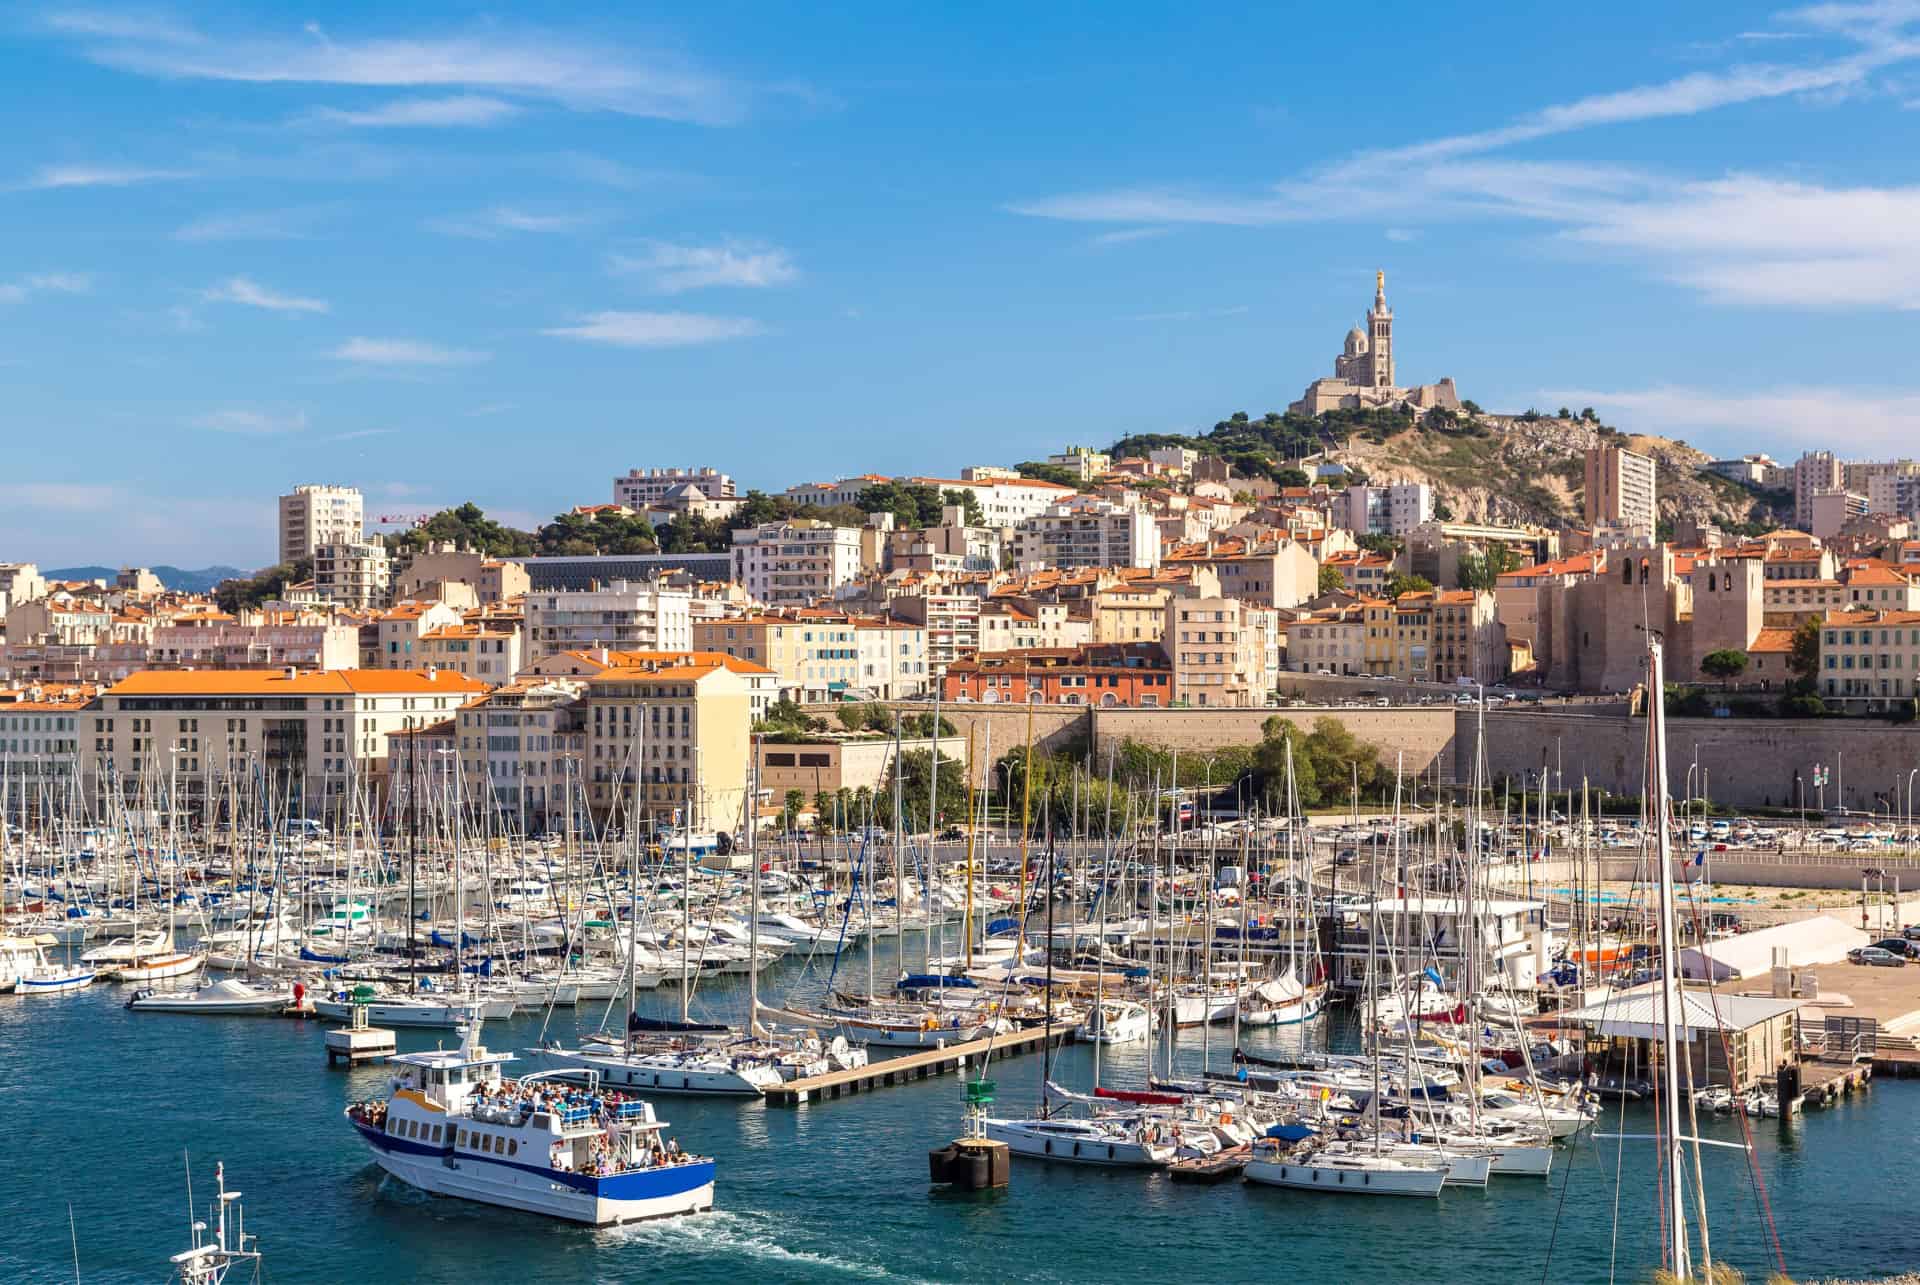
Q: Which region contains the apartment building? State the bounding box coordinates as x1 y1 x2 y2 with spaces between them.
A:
453 680 586 830
889 591 981 675
370 600 466 668
148 613 361 671
0 564 46 620
732 519 864 606
524 580 694 662
1045 446 1111 481
1288 605 1366 675
582 658 753 830
1808 491 1869 541
1344 482 1434 537
904 475 1079 527
1163 534 1320 610
312 541 391 609
977 598 1092 654
941 643 1172 706
1819 610 1920 709
278 484 364 565
1583 445 1658 536
395 545 532 604
1011 499 1161 571
1162 596 1275 706
417 623 523 682
1321 550 1394 596
1793 451 1845 528
0 686 87 793
1430 589 1507 685
613 467 736 509
87 668 487 809
690 613 928 701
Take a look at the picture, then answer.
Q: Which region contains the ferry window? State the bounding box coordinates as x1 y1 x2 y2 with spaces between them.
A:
509 1140 519 1156
430 1125 442 1143
457 1129 468 1146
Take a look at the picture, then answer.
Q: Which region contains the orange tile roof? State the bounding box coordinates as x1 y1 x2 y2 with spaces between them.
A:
1748 627 1795 654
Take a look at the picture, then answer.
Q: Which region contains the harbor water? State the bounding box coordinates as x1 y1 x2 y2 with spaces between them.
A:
5 948 1915 1283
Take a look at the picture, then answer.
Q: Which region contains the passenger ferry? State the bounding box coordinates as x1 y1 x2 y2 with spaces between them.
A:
345 1024 715 1225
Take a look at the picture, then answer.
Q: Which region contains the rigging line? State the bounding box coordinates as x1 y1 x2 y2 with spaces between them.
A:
1679 874 1789 1277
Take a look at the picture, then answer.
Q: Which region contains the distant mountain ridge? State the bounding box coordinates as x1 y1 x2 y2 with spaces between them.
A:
45 565 246 594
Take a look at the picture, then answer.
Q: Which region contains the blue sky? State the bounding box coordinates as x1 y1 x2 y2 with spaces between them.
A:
5 2 1919 567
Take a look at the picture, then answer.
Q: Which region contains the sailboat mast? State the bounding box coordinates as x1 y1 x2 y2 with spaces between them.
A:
961 726 978 970
748 737 763 1039
1647 636 1693 1277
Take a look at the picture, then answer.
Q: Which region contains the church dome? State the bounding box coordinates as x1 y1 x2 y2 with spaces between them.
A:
1344 327 1368 356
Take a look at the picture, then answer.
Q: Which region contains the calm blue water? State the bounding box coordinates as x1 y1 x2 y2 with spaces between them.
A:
5 947 1915 1284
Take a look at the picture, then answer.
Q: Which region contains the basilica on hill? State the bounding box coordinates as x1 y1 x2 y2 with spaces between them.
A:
1288 271 1462 418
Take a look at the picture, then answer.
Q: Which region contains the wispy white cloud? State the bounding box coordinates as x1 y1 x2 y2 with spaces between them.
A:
1541 383 1920 455
193 408 309 435
302 94 521 128
322 428 394 443
1385 228 1418 243
202 275 328 314
609 241 798 292
427 206 591 239
22 162 193 189
0 272 92 303
1087 226 1169 248
47 14 751 125
542 310 763 347
331 336 489 366
174 209 325 242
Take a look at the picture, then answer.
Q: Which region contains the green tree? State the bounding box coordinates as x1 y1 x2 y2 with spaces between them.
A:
1015 461 1079 488
781 789 806 831
813 790 836 833
1788 615 1822 683
1700 649 1750 680
1383 573 1433 599
1317 564 1346 596
215 559 311 613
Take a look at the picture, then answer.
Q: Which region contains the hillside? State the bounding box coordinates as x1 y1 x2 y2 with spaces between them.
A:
46 564 244 593
1109 408 1789 538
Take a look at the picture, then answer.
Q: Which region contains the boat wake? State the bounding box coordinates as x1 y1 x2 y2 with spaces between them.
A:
595 1208 936 1282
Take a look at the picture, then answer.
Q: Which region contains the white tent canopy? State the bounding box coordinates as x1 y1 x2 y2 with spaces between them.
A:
1679 914 1867 983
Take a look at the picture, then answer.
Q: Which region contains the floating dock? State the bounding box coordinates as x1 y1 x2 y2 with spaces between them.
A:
767 1026 1076 1106
324 1006 396 1067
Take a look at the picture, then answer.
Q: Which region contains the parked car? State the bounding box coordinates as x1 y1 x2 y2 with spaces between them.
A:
1848 946 1907 967
1870 937 1920 959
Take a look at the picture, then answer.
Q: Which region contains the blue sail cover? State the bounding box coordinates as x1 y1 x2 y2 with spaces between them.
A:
896 974 977 990
1266 1123 1318 1141
985 917 1018 936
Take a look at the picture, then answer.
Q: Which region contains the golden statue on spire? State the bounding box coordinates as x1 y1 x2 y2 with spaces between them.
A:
1376 269 1385 293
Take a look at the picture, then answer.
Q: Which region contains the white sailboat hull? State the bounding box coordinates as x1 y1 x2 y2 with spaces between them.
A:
1244 1153 1447 1196
984 1120 1173 1168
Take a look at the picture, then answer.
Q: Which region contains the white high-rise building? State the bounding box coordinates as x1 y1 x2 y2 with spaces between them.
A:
613 467 736 508
525 580 694 661
278 485 364 566
1344 482 1433 536
731 520 865 606
1011 498 1161 571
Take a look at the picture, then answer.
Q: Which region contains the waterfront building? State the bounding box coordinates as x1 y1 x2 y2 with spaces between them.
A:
691 612 927 702
416 623 523 683
583 656 753 830
1287 603 1366 674
1162 596 1275 706
1818 608 1920 710
88 668 488 810
454 679 586 830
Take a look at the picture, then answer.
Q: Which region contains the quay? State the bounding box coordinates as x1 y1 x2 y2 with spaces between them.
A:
768 1025 1076 1106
